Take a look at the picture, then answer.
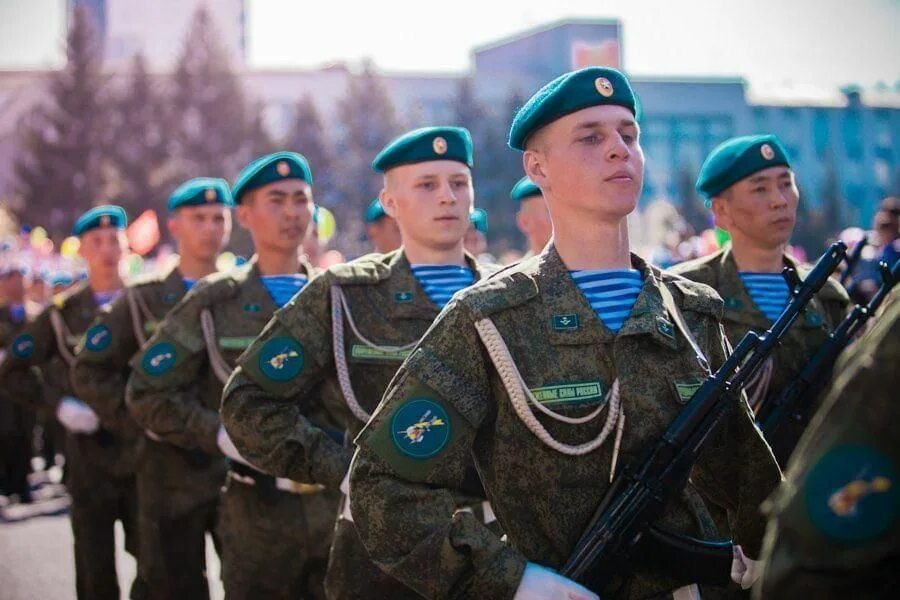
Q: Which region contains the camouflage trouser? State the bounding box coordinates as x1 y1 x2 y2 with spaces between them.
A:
218 475 340 599
69 472 147 600
325 517 422 600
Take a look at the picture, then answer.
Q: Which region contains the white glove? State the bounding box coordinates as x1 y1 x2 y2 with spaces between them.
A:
56 396 100 434
216 426 254 468
513 563 598 600
730 544 760 590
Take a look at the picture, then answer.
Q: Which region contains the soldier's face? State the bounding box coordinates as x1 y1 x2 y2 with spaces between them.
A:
237 179 313 254
712 166 798 249
381 161 473 252
169 205 231 261
516 194 552 251
78 227 125 276
525 105 643 223
366 216 402 254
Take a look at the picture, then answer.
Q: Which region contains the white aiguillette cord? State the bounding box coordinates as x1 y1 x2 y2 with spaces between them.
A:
330 285 421 424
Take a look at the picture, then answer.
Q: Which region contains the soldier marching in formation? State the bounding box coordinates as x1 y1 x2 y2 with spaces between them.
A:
0 66 897 600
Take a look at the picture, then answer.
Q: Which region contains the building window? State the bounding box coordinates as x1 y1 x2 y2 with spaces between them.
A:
812 110 829 159
841 111 863 161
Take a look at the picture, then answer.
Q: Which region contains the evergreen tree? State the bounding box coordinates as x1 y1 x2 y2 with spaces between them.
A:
285 95 336 205
13 6 109 238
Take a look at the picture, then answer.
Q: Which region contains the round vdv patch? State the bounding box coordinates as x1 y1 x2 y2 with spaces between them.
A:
391 398 451 459
804 444 899 543
85 324 112 352
12 334 35 358
142 342 177 376
258 337 304 381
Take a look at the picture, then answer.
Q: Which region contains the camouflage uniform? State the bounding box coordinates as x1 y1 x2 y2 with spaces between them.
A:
72 265 214 599
222 250 495 599
348 247 782 600
0 303 35 502
0 282 145 600
670 247 849 464
126 259 338 599
756 291 899 599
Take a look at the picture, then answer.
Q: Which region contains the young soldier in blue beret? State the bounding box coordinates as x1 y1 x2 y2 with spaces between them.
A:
365 197 402 253
221 126 498 599
0 205 148 599
511 175 552 259
464 207 490 258
126 153 336 599
72 179 233 599
347 68 781 599
670 134 848 465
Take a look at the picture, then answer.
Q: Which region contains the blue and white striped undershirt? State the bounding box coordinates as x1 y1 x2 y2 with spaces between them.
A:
261 274 309 308
570 269 643 334
410 264 475 308
739 272 789 322
9 303 25 324
93 290 121 309
182 278 197 292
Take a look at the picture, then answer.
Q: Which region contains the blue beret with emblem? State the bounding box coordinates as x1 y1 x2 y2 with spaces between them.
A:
72 205 127 236
696 134 791 203
372 126 473 173
508 67 641 151
510 176 542 202
469 208 488 234
364 198 388 224
167 177 233 212
232 151 313 204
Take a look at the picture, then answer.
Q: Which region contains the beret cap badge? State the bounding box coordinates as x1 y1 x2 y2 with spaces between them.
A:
760 143 776 160
594 77 614 97
100 215 110 227
432 136 448 155
276 160 291 177
204 188 217 202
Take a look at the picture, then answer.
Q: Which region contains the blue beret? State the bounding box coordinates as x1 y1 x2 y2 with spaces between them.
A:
372 126 473 173
364 198 388 223
696 134 792 203
48 271 74 287
232 151 313 204
469 208 488 234
509 67 641 151
72 205 127 236
167 177 233 212
510 176 542 202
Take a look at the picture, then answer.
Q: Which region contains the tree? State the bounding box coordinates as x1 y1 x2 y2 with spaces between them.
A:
676 163 709 235
13 6 110 238
285 94 336 205
106 53 177 215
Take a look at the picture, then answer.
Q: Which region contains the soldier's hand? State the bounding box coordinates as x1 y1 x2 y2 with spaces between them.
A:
730 544 760 590
56 396 100 434
513 563 599 600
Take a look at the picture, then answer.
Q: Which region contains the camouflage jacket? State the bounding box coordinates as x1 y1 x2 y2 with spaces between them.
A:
670 247 849 461
0 282 141 480
757 290 899 599
221 249 495 490
349 246 782 600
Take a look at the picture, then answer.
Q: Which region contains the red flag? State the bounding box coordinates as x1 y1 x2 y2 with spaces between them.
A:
127 210 160 256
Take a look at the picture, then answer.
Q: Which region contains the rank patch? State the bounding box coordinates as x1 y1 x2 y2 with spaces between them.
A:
85 324 112 352
551 314 579 331
804 444 899 542
258 337 304 381
673 378 703 404
164 292 179 304
656 316 675 340
12 334 35 358
393 291 414 303
805 312 823 327
724 297 743 310
243 303 261 313
391 398 451 459
142 342 177 376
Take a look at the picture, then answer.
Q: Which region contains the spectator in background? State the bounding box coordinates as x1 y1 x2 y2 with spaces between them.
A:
510 176 552 259
853 196 900 301
364 198 402 254
465 207 495 263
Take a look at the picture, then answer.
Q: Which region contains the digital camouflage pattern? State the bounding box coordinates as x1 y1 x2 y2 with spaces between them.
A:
72 264 213 599
670 247 849 464
0 303 37 502
350 246 782 600
221 249 495 599
0 282 144 600
125 258 338 599
756 291 900 599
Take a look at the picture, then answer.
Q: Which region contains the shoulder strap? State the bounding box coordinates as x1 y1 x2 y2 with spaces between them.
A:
48 308 76 368
126 287 155 347
200 308 233 385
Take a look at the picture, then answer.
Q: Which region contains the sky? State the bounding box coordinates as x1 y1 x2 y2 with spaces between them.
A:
1 0 898 100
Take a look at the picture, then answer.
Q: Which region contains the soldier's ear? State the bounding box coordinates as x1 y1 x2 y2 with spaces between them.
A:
710 193 731 230
523 149 547 191
380 188 397 218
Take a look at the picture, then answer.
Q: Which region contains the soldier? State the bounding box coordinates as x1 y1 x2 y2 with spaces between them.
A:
221 126 497 600
72 178 233 599
364 197 402 254
346 67 781 599
756 290 900 598
0 206 146 599
511 175 552 259
126 152 337 599
464 207 489 258
670 134 849 465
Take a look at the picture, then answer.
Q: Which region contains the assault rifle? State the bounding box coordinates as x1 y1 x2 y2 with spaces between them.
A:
561 241 848 592
839 235 868 287
758 258 899 463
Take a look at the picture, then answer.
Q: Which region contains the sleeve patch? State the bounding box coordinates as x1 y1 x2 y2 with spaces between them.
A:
257 336 304 381
12 334 35 358
85 324 112 352
390 398 451 459
141 341 178 376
